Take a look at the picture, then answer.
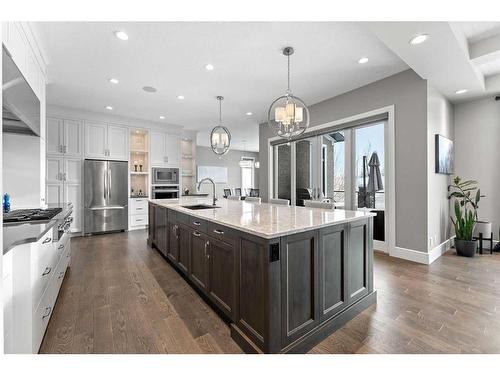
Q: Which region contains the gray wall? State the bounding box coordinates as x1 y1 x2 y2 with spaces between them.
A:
259 69 428 252
454 97 500 242
427 85 454 250
196 146 259 197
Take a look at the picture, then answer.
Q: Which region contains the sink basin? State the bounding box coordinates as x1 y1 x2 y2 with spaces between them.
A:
182 204 220 210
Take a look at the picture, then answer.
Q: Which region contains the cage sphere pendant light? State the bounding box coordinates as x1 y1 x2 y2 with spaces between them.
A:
267 47 310 139
210 96 231 156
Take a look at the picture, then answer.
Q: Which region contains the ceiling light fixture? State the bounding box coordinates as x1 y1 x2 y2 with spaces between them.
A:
210 96 231 156
159 115 165 120
205 64 214 71
409 34 429 45
109 78 119 84
358 57 369 64
177 95 185 100
246 112 253 116
114 31 129 41
267 46 310 139
455 89 467 95
105 106 113 110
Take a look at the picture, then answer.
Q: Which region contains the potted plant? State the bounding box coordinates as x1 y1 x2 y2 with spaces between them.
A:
448 176 484 257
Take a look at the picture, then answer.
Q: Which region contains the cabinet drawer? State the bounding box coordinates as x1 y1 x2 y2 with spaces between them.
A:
32 277 56 353
207 222 238 244
131 198 148 213
177 211 191 226
54 232 70 263
32 234 57 312
189 216 208 232
130 214 148 227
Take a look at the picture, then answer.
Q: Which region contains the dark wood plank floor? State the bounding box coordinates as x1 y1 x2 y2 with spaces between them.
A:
40 230 500 354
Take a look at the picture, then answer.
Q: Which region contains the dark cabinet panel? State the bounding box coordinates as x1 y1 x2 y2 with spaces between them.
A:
208 236 236 319
168 222 179 262
154 205 167 256
148 203 155 246
319 224 347 321
190 230 209 291
347 220 370 303
177 224 191 274
280 231 319 346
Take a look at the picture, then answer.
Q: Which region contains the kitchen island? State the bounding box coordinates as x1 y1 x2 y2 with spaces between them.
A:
148 197 376 353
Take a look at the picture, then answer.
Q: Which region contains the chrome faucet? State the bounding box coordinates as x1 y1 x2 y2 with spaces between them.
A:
197 177 218 206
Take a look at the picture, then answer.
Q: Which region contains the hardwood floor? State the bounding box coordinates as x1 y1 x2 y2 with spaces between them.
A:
40 230 500 354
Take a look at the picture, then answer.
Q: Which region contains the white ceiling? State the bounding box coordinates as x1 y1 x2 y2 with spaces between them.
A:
32 22 409 151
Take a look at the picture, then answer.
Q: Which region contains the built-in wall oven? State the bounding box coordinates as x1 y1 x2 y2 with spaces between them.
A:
152 167 179 185
152 185 179 199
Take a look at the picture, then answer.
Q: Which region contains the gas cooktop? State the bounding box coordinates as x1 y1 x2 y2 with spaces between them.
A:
3 208 62 223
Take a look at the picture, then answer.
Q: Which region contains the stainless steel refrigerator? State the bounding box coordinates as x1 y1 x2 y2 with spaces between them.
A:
84 159 128 234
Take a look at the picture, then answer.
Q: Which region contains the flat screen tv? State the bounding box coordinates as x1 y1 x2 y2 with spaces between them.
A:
435 134 454 174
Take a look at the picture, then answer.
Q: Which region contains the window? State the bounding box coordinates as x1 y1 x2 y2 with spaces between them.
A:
240 157 254 193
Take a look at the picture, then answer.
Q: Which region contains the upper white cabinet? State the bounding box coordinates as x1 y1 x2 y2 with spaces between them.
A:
151 131 179 167
84 122 128 161
46 118 83 158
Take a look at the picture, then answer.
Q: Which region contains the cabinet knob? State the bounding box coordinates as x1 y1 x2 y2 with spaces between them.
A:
42 266 52 276
42 306 52 319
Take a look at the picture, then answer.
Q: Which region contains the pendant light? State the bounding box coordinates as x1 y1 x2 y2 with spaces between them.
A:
267 46 310 139
210 96 231 156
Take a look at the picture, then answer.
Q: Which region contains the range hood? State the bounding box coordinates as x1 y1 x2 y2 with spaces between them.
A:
2 46 40 136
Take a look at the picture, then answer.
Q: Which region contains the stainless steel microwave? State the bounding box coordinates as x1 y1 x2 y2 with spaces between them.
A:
152 167 179 185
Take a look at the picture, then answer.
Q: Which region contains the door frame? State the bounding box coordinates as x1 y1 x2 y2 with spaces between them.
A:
268 105 395 255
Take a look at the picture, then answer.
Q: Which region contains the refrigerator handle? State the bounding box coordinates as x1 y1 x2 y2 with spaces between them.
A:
108 169 112 200
103 169 107 200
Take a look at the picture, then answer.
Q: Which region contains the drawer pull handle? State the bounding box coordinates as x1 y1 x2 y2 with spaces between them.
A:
58 244 64 250
204 241 210 257
42 237 52 244
136 219 143 222
136 207 143 210
42 267 52 276
213 229 224 235
42 307 52 319
193 231 201 237
193 221 201 226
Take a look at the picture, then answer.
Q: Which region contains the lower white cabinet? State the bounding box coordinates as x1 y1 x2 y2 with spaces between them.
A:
9 229 71 353
3 250 14 354
129 198 149 229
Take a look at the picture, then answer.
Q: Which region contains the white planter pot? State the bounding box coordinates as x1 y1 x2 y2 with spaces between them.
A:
473 221 492 237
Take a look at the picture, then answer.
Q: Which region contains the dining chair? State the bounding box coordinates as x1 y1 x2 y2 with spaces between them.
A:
249 188 260 197
227 195 241 201
234 188 242 196
245 197 261 203
269 198 290 205
304 200 335 209
223 188 232 198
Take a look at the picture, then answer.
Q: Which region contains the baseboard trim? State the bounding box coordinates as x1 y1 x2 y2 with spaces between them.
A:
390 237 454 265
428 237 453 264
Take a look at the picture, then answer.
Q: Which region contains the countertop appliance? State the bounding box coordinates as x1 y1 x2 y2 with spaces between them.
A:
152 167 179 185
2 46 40 136
3 208 62 223
152 185 179 199
84 159 128 234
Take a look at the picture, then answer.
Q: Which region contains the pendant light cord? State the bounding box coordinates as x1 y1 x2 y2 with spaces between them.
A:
287 54 291 93
219 97 222 125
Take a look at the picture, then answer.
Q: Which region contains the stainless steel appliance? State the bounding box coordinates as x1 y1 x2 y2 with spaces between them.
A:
3 208 62 223
151 185 179 199
84 159 128 234
2 46 41 136
152 167 179 185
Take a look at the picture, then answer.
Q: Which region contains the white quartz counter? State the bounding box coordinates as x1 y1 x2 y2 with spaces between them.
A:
149 197 375 239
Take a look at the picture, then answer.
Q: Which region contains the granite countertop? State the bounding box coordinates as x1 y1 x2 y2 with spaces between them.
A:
3 219 57 255
149 197 375 239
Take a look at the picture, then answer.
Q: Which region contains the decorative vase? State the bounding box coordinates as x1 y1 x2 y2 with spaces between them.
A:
473 221 492 238
455 239 477 257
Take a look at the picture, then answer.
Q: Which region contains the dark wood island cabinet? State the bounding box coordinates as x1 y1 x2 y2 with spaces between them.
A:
148 198 376 353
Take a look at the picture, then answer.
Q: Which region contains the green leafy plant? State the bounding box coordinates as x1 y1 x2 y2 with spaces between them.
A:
448 176 484 241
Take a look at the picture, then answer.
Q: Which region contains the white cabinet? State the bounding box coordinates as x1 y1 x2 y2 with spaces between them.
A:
150 131 180 167
46 117 83 158
84 122 128 160
3 251 14 354
45 157 82 233
129 198 149 229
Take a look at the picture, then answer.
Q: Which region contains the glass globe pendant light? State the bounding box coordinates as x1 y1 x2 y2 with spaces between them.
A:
267 46 310 139
210 96 231 156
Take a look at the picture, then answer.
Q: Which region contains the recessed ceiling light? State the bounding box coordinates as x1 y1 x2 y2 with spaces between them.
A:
358 57 369 64
455 89 468 95
159 115 165 120
177 95 185 100
205 64 214 71
142 86 157 93
114 31 129 41
409 34 429 45
108 78 119 84
105 106 113 110
246 112 253 116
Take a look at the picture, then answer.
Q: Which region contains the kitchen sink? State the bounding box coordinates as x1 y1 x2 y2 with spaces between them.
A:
182 204 220 210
